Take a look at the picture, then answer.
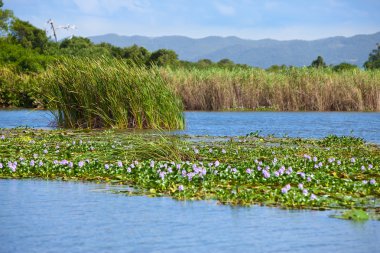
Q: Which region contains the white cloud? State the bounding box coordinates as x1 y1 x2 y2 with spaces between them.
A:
214 2 236 16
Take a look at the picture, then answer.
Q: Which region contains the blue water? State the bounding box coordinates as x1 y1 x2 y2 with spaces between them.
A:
1 110 380 252
0 110 379 143
0 180 378 253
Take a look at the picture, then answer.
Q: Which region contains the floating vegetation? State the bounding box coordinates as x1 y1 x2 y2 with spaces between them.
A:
0 129 379 214
41 57 184 129
333 209 370 221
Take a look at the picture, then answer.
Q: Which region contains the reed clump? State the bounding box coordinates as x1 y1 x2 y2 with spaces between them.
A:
42 57 184 129
162 67 380 111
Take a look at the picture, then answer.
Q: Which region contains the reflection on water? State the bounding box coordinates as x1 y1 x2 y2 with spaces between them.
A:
0 179 379 253
1 110 379 143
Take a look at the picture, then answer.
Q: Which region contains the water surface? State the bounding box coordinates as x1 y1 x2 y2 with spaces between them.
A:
1 110 379 143
0 179 378 253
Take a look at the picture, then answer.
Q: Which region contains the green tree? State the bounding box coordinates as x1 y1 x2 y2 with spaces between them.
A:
123 44 151 65
59 36 111 57
332 62 358 72
149 49 178 66
0 0 14 35
197 59 213 67
217 58 234 67
364 43 380 69
9 18 48 52
310 56 326 68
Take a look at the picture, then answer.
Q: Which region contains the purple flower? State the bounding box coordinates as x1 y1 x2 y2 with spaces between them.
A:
150 160 155 168
350 157 356 163
39 161 44 166
0 135 5 140
281 187 288 194
30 160 35 166
168 167 173 173
262 170 270 179
194 149 199 154
337 160 341 165
362 180 368 184
286 167 293 175
178 185 184 191
43 149 48 154
273 158 278 164
368 164 373 169
369 179 376 185
8 161 17 172
0 163 3 169
318 162 322 167
246 168 252 174
53 160 58 165
176 164 181 170
222 149 226 154
105 164 110 170
297 172 306 179
328 157 335 163
307 177 312 182
117 161 123 168
298 183 304 190
69 162 73 168
313 157 318 162
60 160 68 165
78 161 84 168
303 154 311 160
274 171 280 177
310 194 317 200
231 168 237 174
302 189 309 196
182 170 187 177
159 171 166 180
361 165 366 171
214 160 220 167
127 167 131 173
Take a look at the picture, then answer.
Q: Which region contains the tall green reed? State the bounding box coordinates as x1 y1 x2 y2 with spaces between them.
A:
42 57 184 129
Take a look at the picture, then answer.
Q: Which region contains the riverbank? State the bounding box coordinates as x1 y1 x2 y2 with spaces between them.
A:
1 129 379 216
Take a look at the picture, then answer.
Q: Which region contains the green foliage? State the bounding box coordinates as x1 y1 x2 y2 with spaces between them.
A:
332 62 358 72
0 39 52 72
0 0 13 35
149 49 178 66
310 56 327 68
59 36 112 57
364 43 380 69
336 209 369 221
0 67 43 107
122 44 151 65
42 57 185 129
10 19 49 53
217 58 235 67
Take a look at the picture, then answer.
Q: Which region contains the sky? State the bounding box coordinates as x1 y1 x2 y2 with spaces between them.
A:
4 0 380 41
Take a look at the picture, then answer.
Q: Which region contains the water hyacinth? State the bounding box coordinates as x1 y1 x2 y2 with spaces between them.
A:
0 129 379 211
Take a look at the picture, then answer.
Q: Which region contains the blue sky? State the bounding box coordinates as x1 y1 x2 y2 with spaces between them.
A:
4 0 380 40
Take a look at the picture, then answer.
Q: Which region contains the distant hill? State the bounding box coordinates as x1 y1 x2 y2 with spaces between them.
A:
89 32 380 68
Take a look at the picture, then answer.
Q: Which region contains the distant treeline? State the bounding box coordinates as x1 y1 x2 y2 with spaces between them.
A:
0 1 380 112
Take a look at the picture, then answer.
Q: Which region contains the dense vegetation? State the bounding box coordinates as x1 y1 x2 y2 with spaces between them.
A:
0 1 380 117
0 129 379 219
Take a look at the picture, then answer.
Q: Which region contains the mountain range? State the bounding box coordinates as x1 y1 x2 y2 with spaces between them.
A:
89 32 380 68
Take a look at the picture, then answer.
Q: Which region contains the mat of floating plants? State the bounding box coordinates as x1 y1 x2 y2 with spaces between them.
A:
0 129 379 211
